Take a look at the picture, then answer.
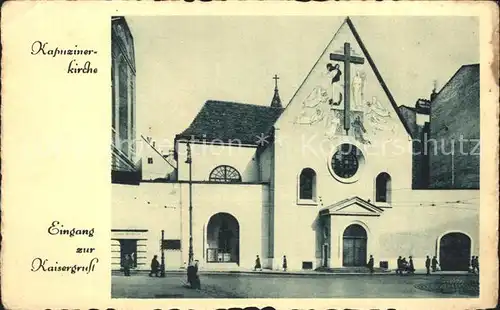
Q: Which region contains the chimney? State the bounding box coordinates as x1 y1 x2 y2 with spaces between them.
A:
430 80 438 101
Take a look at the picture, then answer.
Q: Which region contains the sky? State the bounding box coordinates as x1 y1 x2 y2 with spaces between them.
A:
126 16 478 152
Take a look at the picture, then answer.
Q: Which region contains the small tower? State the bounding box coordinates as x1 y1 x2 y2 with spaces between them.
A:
270 74 283 108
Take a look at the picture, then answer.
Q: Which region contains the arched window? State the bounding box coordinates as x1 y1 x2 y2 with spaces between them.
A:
209 165 242 183
299 168 316 200
375 172 391 203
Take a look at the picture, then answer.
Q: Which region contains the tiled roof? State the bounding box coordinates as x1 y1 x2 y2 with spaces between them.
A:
178 100 284 145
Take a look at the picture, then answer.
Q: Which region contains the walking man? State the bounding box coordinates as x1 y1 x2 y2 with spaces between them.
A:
425 255 431 275
475 256 479 273
367 255 374 274
149 255 160 277
254 255 262 271
282 255 288 272
431 256 438 272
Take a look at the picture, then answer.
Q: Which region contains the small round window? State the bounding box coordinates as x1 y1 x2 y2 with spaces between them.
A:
331 144 360 179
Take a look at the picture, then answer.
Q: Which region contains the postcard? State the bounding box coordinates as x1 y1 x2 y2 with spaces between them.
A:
1 1 498 309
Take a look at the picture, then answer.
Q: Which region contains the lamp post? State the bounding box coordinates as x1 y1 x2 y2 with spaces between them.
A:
185 141 194 265
160 229 165 277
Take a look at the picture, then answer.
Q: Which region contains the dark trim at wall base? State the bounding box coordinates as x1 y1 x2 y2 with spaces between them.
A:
112 170 141 185
111 229 149 232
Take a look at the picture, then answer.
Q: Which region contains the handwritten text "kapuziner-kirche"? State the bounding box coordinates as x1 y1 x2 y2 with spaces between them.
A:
31 41 99 74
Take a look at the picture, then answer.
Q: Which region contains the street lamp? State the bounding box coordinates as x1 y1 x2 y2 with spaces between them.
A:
185 141 194 265
160 229 166 277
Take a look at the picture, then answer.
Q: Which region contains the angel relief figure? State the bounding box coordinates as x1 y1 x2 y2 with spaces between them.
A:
295 87 328 125
326 63 343 107
364 96 394 134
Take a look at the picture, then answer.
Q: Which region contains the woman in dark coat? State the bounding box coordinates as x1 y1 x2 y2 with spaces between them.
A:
123 254 132 276
282 256 287 271
254 255 262 271
408 256 415 274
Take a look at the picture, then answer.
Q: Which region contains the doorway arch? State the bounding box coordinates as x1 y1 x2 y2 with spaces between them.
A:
206 213 239 264
343 224 367 267
439 232 471 271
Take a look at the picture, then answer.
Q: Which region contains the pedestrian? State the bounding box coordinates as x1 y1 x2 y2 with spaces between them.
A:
149 255 160 277
254 255 262 271
469 256 475 273
431 256 438 272
367 255 374 274
396 256 402 275
425 255 431 275
475 256 479 273
123 254 132 276
187 262 195 288
282 255 287 272
408 256 415 274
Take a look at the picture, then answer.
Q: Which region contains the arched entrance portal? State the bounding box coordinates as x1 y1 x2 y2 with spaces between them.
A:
343 224 367 267
439 232 471 271
206 213 239 264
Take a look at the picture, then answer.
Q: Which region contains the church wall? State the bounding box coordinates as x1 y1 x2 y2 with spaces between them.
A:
271 124 414 270
111 182 183 270
266 19 480 271
258 145 273 182
176 142 260 183
178 183 266 269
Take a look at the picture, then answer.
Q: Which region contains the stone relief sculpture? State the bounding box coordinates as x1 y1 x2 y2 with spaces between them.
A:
352 70 366 110
364 96 395 134
324 109 342 139
295 87 328 125
351 115 371 144
326 63 343 107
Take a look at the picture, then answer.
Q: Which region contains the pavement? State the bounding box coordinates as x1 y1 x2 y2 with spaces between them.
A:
112 267 471 277
111 270 479 299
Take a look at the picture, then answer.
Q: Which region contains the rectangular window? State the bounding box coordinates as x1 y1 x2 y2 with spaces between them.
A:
147 157 153 164
302 261 313 270
162 239 181 250
118 59 129 156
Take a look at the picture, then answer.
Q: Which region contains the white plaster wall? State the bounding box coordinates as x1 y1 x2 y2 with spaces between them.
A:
112 182 183 270
271 124 413 270
177 142 259 182
258 145 273 182
140 146 174 181
178 183 266 269
374 189 479 270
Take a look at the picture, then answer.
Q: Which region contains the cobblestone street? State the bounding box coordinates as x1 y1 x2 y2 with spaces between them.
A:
112 272 479 298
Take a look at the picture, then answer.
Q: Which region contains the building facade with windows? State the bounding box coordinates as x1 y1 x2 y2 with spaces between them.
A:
112 17 479 272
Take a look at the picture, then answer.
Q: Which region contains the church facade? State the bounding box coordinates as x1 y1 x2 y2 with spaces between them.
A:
112 17 479 272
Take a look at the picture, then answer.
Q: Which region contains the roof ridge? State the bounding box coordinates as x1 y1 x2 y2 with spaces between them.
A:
206 99 284 110
431 64 479 104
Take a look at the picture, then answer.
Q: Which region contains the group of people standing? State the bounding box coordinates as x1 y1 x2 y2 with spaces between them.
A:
470 256 480 274
396 255 417 275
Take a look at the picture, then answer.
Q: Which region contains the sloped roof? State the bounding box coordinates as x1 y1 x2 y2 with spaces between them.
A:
319 196 384 217
178 100 284 145
431 64 479 106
